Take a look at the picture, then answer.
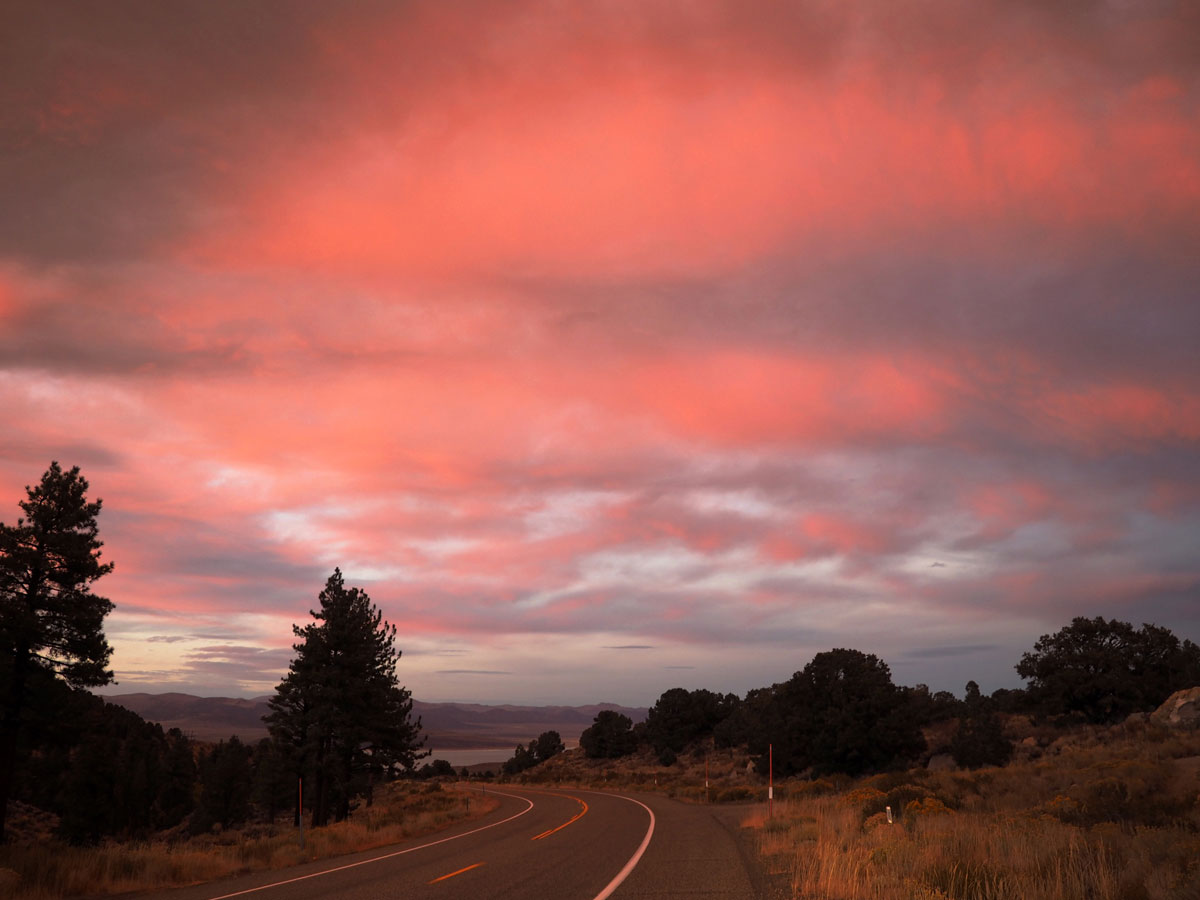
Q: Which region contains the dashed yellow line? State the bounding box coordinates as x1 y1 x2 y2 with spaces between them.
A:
428 862 483 884
532 794 589 840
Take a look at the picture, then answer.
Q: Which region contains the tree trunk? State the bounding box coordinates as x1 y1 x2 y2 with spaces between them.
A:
0 646 30 844
0 726 14 844
335 749 353 822
312 745 329 828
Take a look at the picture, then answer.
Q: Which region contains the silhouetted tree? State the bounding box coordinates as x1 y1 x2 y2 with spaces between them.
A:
714 686 774 749
502 742 536 775
532 730 565 762
964 680 982 705
265 570 425 827
950 681 1012 769
55 722 119 844
1017 616 1200 723
18 676 195 843
417 758 455 779
760 648 925 777
579 710 636 759
251 737 293 823
161 728 197 825
194 737 254 832
645 688 738 759
0 463 114 841
901 683 963 728
987 687 1031 715
503 730 564 774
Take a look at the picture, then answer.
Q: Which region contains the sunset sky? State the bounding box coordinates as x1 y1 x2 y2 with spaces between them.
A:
2 1 1198 706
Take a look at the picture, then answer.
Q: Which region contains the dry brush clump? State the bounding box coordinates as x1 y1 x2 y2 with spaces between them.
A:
0 782 496 899
745 724 1200 900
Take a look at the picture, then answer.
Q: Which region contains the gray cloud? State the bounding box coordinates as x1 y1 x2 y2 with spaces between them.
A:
180 645 294 682
0 440 122 470
904 645 1000 660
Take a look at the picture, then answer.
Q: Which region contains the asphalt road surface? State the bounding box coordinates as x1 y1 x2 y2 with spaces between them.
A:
134 787 767 900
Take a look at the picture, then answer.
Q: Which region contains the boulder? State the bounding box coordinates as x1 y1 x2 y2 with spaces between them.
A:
926 753 956 772
1151 687 1200 728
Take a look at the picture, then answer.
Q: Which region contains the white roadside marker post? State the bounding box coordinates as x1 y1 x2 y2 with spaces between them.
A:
768 743 773 819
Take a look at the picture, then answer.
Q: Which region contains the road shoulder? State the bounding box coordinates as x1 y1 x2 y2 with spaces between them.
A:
612 794 786 900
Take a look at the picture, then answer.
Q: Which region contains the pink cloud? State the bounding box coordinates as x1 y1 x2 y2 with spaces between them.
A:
969 482 1054 540
1042 382 1200 447
3 1 1199 702
178 34 1200 280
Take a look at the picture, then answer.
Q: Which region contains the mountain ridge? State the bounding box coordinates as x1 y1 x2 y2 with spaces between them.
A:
100 691 648 749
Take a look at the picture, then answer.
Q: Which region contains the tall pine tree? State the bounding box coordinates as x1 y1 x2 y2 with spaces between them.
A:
0 462 114 842
265 570 424 827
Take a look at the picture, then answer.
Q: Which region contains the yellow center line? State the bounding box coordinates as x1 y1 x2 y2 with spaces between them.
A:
532 795 589 840
428 862 484 884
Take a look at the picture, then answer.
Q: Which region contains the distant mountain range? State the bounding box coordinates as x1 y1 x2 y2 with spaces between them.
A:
102 692 648 750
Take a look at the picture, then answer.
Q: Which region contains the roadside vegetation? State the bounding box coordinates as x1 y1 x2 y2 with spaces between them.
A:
0 781 496 899
745 722 1200 900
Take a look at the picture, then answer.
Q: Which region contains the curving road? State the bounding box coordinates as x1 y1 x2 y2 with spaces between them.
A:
135 787 765 900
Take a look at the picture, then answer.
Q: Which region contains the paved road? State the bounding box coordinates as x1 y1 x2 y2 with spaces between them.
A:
133 787 766 900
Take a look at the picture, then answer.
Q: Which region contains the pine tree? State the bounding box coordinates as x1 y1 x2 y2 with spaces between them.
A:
250 737 293 823
0 462 114 842
264 570 425 827
950 681 1012 769
160 728 197 826
194 737 254 832
22 679 196 843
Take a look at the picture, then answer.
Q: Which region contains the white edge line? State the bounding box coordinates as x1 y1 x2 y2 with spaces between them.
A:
585 792 656 900
204 789 535 900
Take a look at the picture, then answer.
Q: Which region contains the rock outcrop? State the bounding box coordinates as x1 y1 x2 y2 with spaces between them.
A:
1151 687 1200 728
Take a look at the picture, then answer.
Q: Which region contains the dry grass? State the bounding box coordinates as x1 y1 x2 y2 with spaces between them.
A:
743 725 1200 900
0 782 498 899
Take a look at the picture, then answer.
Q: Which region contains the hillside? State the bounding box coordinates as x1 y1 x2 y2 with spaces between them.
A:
100 693 270 743
102 692 647 748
